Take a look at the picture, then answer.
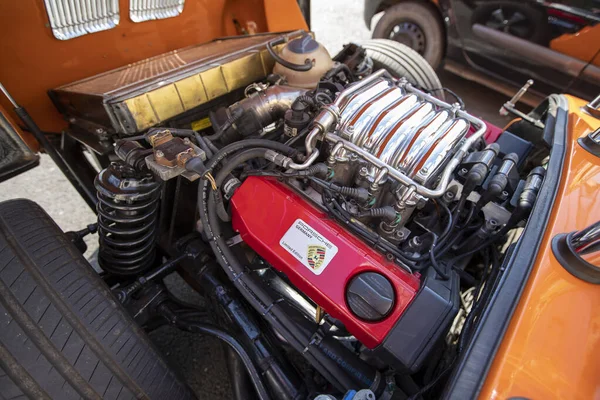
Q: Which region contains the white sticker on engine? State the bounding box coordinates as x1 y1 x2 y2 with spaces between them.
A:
279 219 338 275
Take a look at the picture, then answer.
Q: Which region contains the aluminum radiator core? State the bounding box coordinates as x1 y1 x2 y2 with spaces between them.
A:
335 78 469 185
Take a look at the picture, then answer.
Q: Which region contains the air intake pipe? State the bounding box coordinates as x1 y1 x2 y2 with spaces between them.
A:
210 85 308 143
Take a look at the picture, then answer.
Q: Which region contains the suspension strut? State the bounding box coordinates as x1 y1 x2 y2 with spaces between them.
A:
95 162 161 275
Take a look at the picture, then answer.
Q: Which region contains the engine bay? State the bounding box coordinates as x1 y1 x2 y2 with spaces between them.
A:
49 32 549 399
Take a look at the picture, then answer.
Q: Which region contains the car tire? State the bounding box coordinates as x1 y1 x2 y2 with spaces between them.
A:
362 39 445 100
0 199 194 400
372 1 445 70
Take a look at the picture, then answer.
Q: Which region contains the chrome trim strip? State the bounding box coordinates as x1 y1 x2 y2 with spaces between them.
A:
130 0 185 23
571 220 600 256
43 0 120 40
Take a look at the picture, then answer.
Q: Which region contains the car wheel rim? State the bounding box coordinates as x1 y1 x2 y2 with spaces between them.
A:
486 8 532 38
388 22 426 54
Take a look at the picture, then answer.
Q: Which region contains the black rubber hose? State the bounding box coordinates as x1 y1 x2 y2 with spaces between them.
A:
212 148 273 222
267 37 313 72
207 139 297 173
214 148 270 187
194 132 213 159
205 128 226 142
413 231 449 279
296 94 316 106
356 206 397 223
322 190 415 269
202 270 304 400
445 224 511 268
199 141 382 391
158 304 271 400
205 109 244 141
245 163 328 179
437 195 467 251
202 186 360 391
199 176 367 391
324 63 354 81
403 201 454 264
310 177 370 202
205 137 220 154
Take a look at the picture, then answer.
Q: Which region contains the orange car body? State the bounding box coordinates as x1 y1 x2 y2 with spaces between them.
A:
0 2 599 399
481 96 600 399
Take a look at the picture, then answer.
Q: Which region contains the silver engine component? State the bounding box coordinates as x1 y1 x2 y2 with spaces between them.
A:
333 78 469 186
285 69 487 236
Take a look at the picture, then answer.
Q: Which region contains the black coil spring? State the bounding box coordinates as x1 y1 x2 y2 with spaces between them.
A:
95 163 161 276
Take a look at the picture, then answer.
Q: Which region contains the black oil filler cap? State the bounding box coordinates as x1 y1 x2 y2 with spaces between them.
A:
346 272 395 321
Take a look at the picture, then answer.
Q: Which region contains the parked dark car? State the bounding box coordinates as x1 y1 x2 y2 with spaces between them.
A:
364 0 600 100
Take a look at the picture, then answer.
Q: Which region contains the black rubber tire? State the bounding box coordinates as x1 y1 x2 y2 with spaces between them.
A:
0 199 194 400
372 1 445 69
362 39 445 100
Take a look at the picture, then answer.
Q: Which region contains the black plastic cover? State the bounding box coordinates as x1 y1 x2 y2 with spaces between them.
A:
495 131 533 168
368 268 459 372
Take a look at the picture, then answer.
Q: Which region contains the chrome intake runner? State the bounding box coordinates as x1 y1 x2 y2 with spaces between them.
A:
300 70 487 199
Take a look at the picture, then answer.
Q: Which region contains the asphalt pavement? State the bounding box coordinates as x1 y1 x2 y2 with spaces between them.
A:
0 1 515 397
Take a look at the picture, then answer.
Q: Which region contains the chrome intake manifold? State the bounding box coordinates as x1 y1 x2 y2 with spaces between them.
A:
270 69 488 233
333 77 469 187
284 70 486 198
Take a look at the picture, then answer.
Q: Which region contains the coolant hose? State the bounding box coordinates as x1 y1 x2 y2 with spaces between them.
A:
214 148 273 187
201 185 362 391
207 139 298 173
197 142 381 393
157 303 271 400
267 37 313 72
212 147 289 222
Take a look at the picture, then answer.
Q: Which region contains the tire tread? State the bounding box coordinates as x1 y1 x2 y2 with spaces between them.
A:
0 199 193 400
362 39 444 98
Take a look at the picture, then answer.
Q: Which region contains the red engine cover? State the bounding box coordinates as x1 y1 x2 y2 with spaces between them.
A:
231 177 420 348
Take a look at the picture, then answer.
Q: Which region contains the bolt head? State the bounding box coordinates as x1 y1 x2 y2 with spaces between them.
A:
420 167 429 174
155 150 164 158
183 138 191 144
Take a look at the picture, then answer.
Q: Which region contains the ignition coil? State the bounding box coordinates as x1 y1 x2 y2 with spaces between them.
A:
462 143 500 195
475 152 519 213
506 166 546 227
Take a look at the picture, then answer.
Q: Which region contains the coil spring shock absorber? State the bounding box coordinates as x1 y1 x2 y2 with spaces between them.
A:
94 162 161 275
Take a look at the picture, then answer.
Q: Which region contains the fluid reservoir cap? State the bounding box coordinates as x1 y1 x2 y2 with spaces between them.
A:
287 34 319 54
346 272 395 321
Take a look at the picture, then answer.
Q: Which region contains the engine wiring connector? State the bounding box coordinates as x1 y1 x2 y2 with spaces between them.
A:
143 128 211 183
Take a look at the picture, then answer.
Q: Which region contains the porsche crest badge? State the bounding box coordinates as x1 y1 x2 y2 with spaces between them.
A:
307 245 326 270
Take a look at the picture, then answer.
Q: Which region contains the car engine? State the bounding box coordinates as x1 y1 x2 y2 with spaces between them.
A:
49 32 545 399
